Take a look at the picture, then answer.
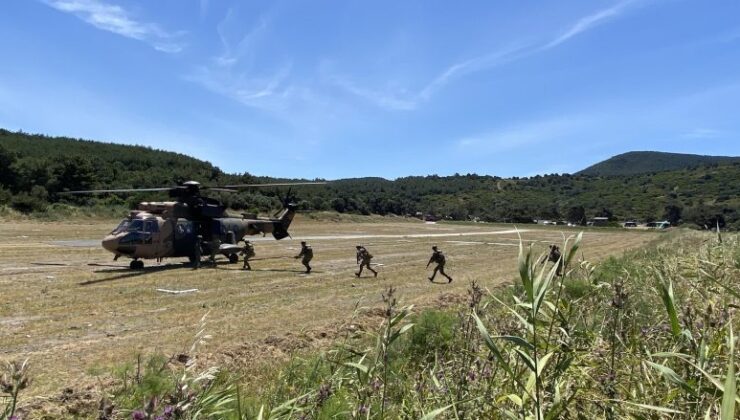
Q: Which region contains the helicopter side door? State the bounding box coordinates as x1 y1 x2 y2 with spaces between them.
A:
134 219 159 258
155 219 175 258
173 219 197 258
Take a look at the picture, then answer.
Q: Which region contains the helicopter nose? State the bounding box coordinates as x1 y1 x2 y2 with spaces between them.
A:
102 235 119 253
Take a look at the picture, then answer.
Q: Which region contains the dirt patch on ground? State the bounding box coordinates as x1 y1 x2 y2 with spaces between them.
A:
434 292 468 309
19 382 114 419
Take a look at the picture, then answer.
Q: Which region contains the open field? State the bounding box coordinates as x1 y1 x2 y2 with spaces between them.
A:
0 216 663 400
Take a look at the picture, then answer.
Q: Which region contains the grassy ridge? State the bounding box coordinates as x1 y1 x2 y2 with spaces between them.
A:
7 229 737 419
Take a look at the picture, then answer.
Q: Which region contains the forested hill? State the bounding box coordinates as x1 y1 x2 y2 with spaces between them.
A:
0 128 224 186
577 151 740 176
1 129 739 229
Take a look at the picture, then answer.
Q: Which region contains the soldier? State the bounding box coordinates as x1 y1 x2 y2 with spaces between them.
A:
193 235 203 269
355 245 378 278
240 240 256 270
544 244 564 276
209 236 221 267
426 245 452 283
294 241 313 273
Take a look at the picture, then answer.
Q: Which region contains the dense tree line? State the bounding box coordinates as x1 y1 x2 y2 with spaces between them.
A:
1 129 738 229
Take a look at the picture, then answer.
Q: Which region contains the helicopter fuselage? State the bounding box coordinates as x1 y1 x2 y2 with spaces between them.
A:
101 202 295 264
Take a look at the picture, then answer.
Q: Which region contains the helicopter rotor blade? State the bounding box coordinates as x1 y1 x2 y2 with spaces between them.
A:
204 187 239 193
59 187 173 195
222 182 327 188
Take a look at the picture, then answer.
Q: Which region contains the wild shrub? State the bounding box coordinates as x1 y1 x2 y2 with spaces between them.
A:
405 310 457 363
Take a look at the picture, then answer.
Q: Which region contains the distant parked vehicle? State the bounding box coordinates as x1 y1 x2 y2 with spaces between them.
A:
623 221 638 228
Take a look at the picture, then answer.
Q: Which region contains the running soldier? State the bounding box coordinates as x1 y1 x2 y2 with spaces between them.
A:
355 245 378 278
193 235 203 269
543 244 564 276
209 236 221 267
240 240 255 270
426 245 452 283
294 241 313 273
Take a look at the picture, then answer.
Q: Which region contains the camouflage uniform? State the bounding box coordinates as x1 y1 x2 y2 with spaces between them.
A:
241 240 256 270
427 245 452 283
546 245 563 276
295 241 313 273
209 237 221 267
193 235 202 269
355 245 377 278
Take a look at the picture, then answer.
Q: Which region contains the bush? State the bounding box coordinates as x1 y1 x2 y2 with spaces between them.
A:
405 310 457 362
10 193 46 213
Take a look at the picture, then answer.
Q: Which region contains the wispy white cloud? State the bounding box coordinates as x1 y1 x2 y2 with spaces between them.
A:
542 0 636 50
321 42 528 111
418 43 529 101
681 128 725 139
187 62 294 109
186 10 300 112
215 11 269 68
43 0 185 53
455 116 590 153
330 1 644 111
322 69 416 111
199 0 210 19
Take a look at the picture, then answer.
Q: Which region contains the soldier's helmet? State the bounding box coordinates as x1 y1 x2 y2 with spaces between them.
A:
356 245 362 249
301 241 306 245
432 245 438 250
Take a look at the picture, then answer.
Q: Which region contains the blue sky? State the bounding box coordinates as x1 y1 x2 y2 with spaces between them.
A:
1 0 739 179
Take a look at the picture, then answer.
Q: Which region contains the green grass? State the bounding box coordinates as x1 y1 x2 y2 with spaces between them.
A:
7 230 739 419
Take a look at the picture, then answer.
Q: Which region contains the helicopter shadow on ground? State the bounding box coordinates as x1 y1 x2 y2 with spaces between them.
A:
81 263 192 285
30 262 73 267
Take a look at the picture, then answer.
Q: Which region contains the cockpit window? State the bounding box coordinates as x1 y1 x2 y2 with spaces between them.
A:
111 219 131 234
127 220 144 232
144 220 159 233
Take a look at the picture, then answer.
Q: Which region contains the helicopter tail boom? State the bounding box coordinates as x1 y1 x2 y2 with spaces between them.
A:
270 203 295 240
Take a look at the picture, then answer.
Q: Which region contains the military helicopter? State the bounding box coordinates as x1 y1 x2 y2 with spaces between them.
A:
62 180 324 269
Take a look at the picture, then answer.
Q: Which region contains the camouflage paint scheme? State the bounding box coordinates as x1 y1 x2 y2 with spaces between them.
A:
101 201 296 267
63 180 321 269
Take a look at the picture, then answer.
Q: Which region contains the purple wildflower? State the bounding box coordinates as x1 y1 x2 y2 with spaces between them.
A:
132 411 146 420
370 377 382 393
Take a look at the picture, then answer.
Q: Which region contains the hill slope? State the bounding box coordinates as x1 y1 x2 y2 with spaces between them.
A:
577 151 740 176
1 130 739 229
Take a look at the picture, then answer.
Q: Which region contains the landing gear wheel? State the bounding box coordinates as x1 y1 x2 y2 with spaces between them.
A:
130 260 144 270
228 254 239 264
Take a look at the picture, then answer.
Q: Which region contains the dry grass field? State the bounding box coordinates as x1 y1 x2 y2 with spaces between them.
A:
0 215 662 401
